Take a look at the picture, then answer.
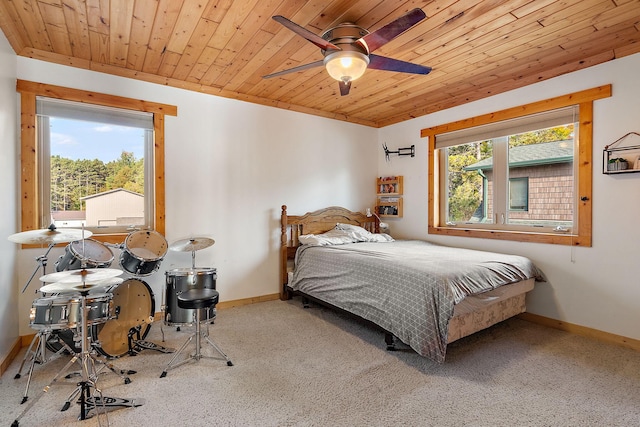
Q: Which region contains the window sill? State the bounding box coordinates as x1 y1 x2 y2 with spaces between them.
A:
428 226 590 246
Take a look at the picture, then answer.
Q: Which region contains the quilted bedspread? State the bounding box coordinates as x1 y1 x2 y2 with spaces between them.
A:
289 240 544 362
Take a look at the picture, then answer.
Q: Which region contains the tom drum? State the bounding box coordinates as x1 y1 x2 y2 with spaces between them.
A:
119 230 168 276
55 239 114 271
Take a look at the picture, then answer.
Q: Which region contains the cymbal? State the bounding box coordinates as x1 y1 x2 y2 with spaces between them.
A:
8 228 92 245
169 237 215 252
40 277 124 294
39 268 122 284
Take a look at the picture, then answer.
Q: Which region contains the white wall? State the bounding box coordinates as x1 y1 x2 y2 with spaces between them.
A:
0 31 19 362
378 52 640 341
13 58 378 337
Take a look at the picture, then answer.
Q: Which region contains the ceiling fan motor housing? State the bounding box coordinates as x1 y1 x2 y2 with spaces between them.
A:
321 23 369 55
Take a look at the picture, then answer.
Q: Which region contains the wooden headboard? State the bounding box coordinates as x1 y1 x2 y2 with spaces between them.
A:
279 205 379 300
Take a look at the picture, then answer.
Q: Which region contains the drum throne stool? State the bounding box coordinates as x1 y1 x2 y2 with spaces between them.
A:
160 288 233 377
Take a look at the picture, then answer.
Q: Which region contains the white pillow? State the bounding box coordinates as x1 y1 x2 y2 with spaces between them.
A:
335 223 394 242
298 229 356 246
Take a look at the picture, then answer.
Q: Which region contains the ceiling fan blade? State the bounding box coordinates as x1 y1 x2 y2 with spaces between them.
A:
263 60 324 79
357 8 426 54
273 16 341 51
368 54 432 75
339 80 351 96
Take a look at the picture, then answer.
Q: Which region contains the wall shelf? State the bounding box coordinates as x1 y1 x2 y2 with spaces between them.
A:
603 132 640 175
376 176 403 217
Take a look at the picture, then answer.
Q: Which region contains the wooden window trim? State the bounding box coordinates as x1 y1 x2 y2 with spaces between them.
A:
421 85 612 247
16 80 177 246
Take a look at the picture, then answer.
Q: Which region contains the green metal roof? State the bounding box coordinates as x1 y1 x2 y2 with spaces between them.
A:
464 140 573 171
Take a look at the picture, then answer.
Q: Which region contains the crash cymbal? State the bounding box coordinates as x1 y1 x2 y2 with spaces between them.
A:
39 268 122 284
169 237 215 252
39 277 124 294
8 228 92 245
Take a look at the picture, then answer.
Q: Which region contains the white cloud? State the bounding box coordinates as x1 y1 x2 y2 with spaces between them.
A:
94 125 113 132
93 124 133 133
51 132 78 146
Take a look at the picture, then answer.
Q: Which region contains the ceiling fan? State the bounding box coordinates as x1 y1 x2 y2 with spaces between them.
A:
263 8 432 96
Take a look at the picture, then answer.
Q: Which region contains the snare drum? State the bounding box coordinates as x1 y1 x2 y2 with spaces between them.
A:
164 268 217 326
55 239 114 272
93 278 155 358
66 294 114 328
119 230 168 276
30 294 113 330
30 295 74 330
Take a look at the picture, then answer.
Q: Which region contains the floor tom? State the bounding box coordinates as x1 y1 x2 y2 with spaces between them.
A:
164 268 217 326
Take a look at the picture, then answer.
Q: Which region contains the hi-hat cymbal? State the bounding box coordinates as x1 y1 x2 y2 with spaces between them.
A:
39 268 122 284
169 237 215 252
8 228 92 245
40 276 124 294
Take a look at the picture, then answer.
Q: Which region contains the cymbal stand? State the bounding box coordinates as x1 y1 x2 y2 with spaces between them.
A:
43 289 111 421
14 328 71 404
21 243 55 293
11 290 109 427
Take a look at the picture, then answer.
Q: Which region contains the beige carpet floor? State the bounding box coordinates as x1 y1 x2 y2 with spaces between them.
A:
1 299 639 427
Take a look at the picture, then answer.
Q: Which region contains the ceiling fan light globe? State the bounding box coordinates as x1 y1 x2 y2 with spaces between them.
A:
324 51 369 82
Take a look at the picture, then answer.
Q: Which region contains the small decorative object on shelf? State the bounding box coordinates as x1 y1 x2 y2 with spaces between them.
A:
376 176 403 217
607 158 629 171
603 132 640 175
377 176 403 195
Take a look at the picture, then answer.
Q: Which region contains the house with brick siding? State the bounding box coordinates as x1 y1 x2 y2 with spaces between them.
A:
464 140 574 226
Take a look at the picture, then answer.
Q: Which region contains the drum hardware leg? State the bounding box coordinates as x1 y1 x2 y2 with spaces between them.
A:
202 321 233 366
15 330 69 404
160 289 232 378
15 332 44 379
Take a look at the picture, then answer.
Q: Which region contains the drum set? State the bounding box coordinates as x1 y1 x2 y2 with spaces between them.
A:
8 225 219 423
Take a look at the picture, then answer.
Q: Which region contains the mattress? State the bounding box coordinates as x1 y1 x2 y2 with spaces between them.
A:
289 240 543 362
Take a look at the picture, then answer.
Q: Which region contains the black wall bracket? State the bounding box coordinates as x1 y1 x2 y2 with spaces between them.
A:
383 143 415 161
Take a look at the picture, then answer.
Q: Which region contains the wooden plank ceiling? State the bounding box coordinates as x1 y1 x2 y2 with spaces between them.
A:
1 0 639 128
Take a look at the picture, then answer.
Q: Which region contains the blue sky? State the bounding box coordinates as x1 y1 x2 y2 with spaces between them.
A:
50 117 145 162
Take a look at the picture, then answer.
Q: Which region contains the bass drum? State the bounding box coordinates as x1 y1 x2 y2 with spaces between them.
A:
93 278 155 358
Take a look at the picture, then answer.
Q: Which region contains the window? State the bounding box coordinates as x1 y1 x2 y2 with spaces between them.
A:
422 85 612 246
509 178 529 212
17 80 177 244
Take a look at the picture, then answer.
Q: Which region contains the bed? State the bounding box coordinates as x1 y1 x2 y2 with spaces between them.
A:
280 205 545 362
